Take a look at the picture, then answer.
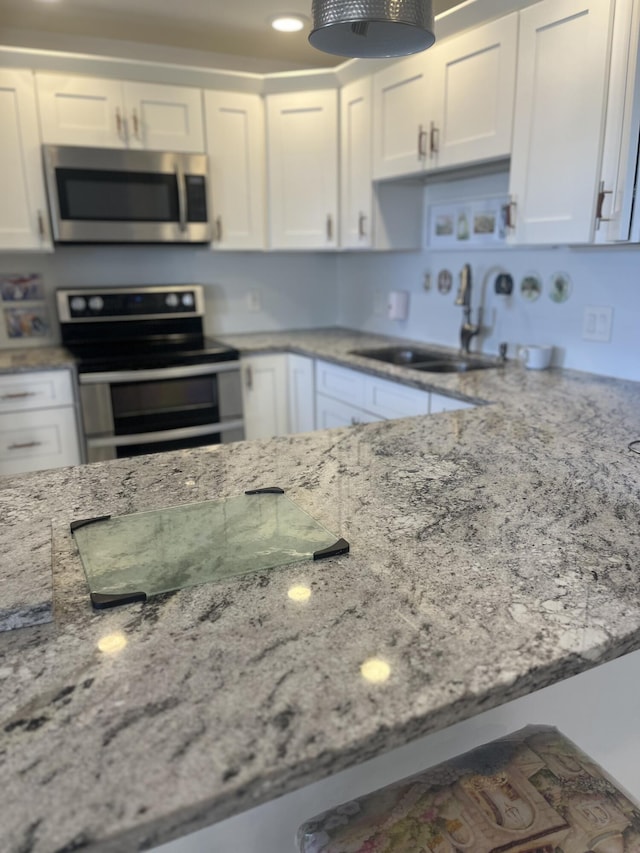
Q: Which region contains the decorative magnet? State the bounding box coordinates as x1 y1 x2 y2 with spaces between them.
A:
549 272 572 303
437 269 453 295
520 273 542 302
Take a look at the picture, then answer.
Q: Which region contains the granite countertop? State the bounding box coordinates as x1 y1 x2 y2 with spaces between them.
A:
1 328 640 853
0 346 76 374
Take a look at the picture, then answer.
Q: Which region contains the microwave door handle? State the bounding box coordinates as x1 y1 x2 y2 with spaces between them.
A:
175 163 188 233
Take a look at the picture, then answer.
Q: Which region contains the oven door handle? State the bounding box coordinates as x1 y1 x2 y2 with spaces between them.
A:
86 420 244 449
78 362 240 384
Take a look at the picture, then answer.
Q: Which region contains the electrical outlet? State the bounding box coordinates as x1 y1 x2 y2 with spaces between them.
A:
247 290 261 312
582 305 613 342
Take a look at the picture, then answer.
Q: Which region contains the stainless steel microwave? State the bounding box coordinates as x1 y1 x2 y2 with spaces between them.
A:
42 145 211 244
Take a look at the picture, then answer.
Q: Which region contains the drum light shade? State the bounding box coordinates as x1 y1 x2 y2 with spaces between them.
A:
309 0 435 58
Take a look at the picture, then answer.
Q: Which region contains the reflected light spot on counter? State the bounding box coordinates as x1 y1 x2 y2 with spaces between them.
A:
185 479 196 488
360 658 391 684
288 584 312 603
97 632 128 654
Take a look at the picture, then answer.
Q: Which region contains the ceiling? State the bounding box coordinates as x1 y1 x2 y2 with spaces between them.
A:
0 0 463 70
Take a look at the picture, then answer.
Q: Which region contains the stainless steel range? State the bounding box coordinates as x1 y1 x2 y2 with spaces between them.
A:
57 285 244 463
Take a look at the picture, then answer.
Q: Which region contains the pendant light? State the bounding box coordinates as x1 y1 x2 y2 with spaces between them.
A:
309 0 435 58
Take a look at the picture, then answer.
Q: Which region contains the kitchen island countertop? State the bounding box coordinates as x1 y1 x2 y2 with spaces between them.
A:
1 328 640 853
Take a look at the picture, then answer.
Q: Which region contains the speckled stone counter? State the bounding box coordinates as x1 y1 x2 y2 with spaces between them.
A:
0 345 75 374
1 329 640 853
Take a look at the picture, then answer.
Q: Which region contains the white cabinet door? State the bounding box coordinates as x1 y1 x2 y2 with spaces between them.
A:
204 90 266 250
37 74 204 152
372 51 433 180
429 14 517 170
36 72 126 147
315 394 380 430
363 375 429 419
241 354 289 441
266 89 338 250
340 77 373 250
124 82 204 153
0 70 52 251
508 0 615 245
429 392 474 415
288 354 315 434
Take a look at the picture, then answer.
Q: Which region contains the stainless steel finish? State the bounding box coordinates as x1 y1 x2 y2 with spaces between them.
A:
78 361 240 385
358 212 367 238
43 145 211 244
429 122 440 156
504 198 517 230
418 125 427 159
218 370 243 420
56 285 206 323
309 0 435 58
350 345 499 373
596 180 613 228
79 383 114 437
455 264 481 354
175 161 187 233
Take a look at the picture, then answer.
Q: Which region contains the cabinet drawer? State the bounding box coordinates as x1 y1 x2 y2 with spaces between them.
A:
363 375 429 419
315 394 380 430
0 370 74 412
315 360 367 408
0 407 81 475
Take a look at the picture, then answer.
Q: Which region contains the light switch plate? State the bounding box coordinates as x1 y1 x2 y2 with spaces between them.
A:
582 305 613 342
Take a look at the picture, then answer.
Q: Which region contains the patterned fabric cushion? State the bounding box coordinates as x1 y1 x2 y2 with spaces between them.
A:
297 725 640 853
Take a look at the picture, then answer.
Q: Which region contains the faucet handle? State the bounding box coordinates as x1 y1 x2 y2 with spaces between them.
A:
499 342 508 361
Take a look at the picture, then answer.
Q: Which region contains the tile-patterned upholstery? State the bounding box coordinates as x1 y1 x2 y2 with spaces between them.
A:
297 726 640 853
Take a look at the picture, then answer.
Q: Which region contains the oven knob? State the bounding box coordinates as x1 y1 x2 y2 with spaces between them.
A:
88 296 104 312
70 297 86 314
165 293 179 308
182 293 194 308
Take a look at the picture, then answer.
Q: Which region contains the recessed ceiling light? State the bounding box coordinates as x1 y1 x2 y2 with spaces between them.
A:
269 14 308 33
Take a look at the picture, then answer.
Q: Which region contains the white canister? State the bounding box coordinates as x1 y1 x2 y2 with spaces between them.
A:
517 344 554 370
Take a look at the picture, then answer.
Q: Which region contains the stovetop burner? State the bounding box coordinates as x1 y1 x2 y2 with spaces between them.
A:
69 336 239 373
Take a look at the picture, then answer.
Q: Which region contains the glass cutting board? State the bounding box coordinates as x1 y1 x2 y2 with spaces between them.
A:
71 489 348 609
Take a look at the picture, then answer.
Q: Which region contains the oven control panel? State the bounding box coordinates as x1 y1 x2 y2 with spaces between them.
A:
57 286 204 322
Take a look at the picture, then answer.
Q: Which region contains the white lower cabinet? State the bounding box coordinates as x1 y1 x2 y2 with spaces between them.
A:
429 392 475 415
287 355 315 434
241 354 289 441
0 370 81 475
316 394 380 429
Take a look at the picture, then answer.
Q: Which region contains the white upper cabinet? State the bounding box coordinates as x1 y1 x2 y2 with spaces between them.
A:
0 69 52 251
36 73 205 152
429 13 518 170
340 76 373 250
266 89 339 250
508 0 615 245
204 90 266 251
372 51 433 180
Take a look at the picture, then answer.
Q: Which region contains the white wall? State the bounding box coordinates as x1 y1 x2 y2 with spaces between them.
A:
338 238 640 382
0 247 338 348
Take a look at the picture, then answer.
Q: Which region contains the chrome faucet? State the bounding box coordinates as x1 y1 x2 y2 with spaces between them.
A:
455 264 481 354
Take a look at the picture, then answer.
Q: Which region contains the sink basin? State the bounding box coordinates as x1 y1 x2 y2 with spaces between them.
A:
350 346 448 365
350 346 500 373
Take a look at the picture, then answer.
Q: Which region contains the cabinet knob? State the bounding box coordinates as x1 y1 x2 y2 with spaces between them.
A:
245 365 253 390
595 181 613 229
8 441 43 450
326 214 334 241
37 210 46 240
358 212 367 238
1 391 37 400
115 107 124 139
132 109 140 140
429 122 440 157
503 198 517 231
215 216 223 242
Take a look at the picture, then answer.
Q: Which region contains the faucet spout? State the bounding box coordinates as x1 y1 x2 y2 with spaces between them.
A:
455 263 472 308
456 264 480 353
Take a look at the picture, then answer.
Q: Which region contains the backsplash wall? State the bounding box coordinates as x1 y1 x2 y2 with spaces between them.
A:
0 247 338 347
337 244 640 382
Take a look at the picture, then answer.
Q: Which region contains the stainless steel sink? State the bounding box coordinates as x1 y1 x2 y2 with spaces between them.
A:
350 346 500 373
350 346 448 365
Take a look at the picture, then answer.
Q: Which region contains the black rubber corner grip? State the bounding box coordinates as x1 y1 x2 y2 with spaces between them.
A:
70 515 111 534
313 538 350 561
244 487 285 495
90 591 147 610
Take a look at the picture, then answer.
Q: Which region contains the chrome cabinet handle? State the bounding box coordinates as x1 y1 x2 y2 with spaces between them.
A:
326 214 333 241
358 212 367 238
429 122 440 157
417 125 427 159
503 198 517 231
37 210 46 240
215 216 223 242
132 108 140 140
245 365 253 390
115 107 123 139
8 441 43 450
1 391 37 400
596 180 613 229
